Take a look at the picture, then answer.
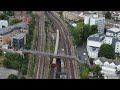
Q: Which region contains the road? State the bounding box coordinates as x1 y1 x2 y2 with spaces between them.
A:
76 43 89 64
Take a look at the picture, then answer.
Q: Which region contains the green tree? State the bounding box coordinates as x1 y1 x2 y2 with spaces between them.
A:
90 25 98 35
0 50 3 56
6 11 14 16
10 18 22 25
93 65 102 74
3 53 22 70
81 24 90 41
105 11 111 19
0 14 9 20
98 44 115 59
7 74 18 79
80 64 90 79
81 67 89 79
20 76 26 79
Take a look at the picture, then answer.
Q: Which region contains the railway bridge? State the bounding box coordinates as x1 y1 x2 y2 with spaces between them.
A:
0 48 80 63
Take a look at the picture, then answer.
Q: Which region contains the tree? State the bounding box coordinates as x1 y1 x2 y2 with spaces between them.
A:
7 74 18 79
81 24 91 42
3 53 22 70
6 11 14 16
20 76 26 79
80 64 90 79
98 44 115 59
10 18 22 25
105 11 111 19
90 25 98 35
0 50 3 56
0 14 9 20
93 65 102 74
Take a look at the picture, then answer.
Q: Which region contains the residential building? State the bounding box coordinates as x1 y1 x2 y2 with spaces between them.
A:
94 57 120 79
87 28 120 58
0 20 8 28
87 33 105 58
84 14 105 34
0 22 28 45
63 11 83 21
10 33 26 49
14 11 32 23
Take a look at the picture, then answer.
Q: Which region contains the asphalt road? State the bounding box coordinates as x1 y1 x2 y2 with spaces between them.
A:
76 43 89 64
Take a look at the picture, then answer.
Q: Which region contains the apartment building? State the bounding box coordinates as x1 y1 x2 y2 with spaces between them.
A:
0 22 28 46
87 28 120 58
84 14 105 34
94 57 120 79
10 33 26 49
87 33 105 58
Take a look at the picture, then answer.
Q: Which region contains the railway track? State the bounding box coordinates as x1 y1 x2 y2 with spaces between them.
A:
33 11 46 79
47 11 75 79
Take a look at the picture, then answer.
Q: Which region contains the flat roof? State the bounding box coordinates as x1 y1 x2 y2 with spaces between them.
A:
88 33 105 42
107 28 120 33
11 33 26 39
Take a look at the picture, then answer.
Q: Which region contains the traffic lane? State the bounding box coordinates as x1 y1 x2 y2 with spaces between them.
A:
76 43 89 63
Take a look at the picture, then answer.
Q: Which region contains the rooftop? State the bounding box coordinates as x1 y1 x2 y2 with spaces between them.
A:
107 28 120 33
11 33 26 39
88 33 105 42
95 57 120 65
0 22 28 36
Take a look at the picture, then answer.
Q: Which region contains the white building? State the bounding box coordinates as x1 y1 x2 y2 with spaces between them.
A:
106 28 120 38
87 27 120 58
87 33 105 58
84 15 105 34
94 57 120 79
0 20 8 28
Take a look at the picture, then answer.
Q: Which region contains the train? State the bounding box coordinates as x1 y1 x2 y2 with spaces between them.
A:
51 30 59 66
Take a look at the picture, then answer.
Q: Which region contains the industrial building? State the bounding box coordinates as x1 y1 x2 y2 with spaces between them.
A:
10 33 26 49
87 28 120 58
0 22 28 46
84 14 105 34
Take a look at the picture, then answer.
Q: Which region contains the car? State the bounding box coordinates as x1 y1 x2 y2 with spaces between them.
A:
117 71 120 74
83 53 86 55
78 56 81 59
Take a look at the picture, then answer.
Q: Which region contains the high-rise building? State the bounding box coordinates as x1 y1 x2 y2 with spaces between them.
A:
84 14 105 34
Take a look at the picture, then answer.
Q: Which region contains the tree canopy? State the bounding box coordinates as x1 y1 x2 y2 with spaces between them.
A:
80 64 90 79
7 74 18 79
0 14 9 20
3 52 22 70
9 18 22 25
105 11 111 19
98 44 115 59
70 21 98 47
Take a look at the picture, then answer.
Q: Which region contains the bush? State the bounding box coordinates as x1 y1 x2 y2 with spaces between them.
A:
7 74 18 79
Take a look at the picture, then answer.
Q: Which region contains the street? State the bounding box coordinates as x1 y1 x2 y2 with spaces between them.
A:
76 43 89 64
